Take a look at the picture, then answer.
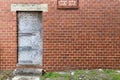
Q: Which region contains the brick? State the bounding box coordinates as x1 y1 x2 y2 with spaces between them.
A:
0 0 120 71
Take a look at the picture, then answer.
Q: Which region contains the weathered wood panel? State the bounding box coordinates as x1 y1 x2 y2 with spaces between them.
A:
18 12 42 65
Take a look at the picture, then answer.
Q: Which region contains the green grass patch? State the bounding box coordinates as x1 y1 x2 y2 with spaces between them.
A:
41 69 120 80
44 72 62 78
0 69 120 80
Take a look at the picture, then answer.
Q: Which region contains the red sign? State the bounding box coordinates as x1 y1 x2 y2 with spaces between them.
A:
57 0 79 8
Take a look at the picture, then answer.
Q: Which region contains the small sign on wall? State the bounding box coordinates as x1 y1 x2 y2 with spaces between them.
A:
57 0 79 9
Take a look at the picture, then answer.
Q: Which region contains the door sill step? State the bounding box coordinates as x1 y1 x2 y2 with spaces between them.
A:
13 68 43 76
12 75 40 80
17 64 41 66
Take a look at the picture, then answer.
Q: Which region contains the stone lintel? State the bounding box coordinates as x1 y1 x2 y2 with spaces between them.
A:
11 4 48 12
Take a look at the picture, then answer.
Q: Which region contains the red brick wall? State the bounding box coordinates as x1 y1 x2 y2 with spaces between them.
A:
0 0 120 71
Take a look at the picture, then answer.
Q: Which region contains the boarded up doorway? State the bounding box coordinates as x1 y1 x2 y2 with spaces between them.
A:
18 12 42 65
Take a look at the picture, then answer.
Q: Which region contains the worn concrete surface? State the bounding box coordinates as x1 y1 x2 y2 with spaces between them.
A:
12 76 40 80
11 4 48 12
13 68 42 76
